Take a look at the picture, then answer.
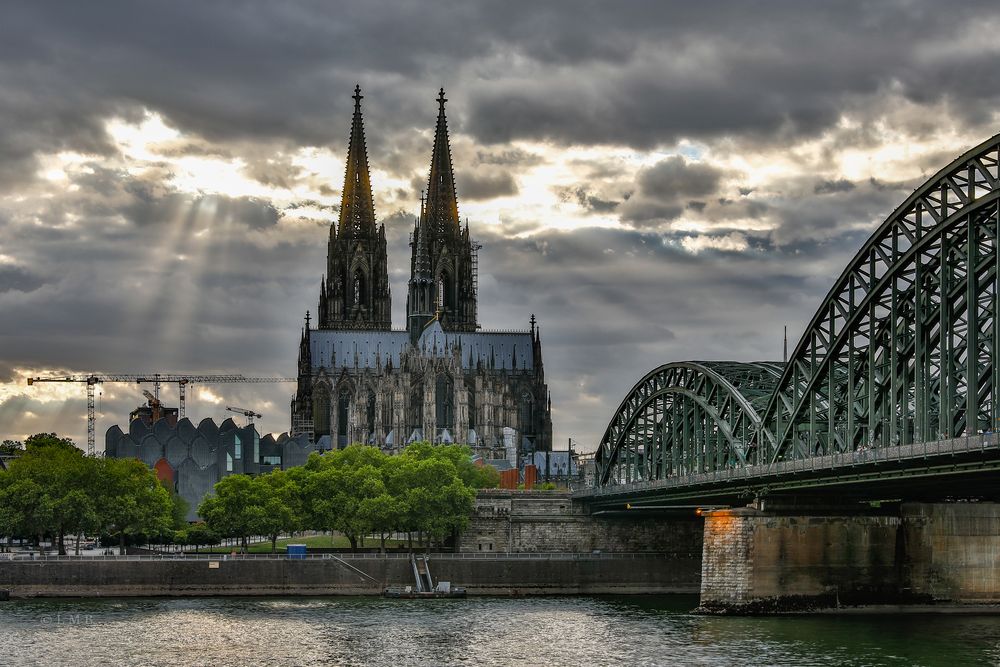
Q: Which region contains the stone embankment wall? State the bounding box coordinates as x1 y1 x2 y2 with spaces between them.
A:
700 509 901 612
699 502 1000 613
0 555 696 598
461 491 704 556
902 503 1000 601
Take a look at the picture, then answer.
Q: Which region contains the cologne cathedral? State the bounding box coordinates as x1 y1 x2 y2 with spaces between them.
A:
291 87 552 458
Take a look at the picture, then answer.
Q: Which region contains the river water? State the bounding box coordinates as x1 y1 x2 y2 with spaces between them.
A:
1 596 999 666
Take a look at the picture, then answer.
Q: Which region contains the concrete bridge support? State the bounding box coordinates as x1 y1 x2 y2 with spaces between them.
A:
698 502 1000 613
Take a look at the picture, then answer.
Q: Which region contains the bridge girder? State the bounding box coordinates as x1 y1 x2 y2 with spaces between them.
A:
762 135 1000 464
594 133 1000 491
596 361 781 486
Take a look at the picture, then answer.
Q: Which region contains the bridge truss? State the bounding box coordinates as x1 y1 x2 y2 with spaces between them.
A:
595 134 1000 491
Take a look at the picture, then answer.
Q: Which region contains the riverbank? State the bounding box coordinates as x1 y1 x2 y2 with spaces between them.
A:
0 553 700 598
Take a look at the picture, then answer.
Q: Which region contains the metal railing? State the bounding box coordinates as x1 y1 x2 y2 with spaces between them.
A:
581 432 1000 498
0 551 678 563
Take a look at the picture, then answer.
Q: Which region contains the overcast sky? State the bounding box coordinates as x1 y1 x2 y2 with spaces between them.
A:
2 1 1000 452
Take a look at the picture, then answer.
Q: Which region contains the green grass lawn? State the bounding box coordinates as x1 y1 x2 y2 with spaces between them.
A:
189 534 407 554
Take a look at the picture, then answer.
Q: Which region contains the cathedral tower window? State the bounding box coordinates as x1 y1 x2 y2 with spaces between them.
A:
337 389 351 447
409 384 424 434
436 374 455 433
520 391 535 434
382 393 393 434
366 389 376 438
353 269 366 308
466 380 476 431
437 271 453 312
313 385 331 437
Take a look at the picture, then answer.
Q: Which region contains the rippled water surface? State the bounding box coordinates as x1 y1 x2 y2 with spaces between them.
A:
2 596 1000 666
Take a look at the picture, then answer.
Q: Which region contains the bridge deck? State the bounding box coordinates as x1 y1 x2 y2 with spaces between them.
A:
577 434 1000 507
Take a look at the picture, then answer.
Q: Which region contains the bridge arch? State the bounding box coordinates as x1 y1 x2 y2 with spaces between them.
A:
596 361 782 486
594 133 1000 490
760 134 1000 463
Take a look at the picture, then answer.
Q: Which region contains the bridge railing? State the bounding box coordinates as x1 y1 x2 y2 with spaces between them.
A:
582 432 999 498
0 551 677 562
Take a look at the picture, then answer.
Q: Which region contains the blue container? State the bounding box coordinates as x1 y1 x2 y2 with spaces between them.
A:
287 544 307 560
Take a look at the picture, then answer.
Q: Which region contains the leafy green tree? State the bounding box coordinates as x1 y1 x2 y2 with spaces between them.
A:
400 442 499 489
186 441 483 554
167 485 191 530
54 489 99 555
0 434 97 554
0 476 55 549
256 471 302 553
24 433 78 451
95 457 173 554
199 475 261 552
388 448 476 547
305 463 385 550
184 523 221 553
0 439 23 456
359 492 403 552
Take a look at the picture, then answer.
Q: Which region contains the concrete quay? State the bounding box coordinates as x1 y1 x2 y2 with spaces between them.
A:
0 553 698 598
698 502 1000 614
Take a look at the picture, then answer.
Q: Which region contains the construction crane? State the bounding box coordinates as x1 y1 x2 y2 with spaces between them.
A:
226 406 262 426
25 374 296 456
141 390 163 422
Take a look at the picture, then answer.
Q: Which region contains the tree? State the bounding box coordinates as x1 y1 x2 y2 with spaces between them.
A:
95 458 173 554
199 475 260 552
359 492 402 553
23 432 78 453
256 471 302 553
388 447 476 547
305 463 386 550
184 523 221 553
0 439 23 456
400 442 499 488
0 434 96 554
0 476 55 550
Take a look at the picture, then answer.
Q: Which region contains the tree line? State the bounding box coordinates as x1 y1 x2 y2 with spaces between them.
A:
0 435 499 554
199 443 499 552
0 434 184 554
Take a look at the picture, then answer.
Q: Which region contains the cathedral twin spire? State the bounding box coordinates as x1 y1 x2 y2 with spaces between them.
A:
424 89 461 235
318 85 476 337
319 85 390 330
338 85 378 239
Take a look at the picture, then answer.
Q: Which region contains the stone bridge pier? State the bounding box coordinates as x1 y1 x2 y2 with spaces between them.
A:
698 501 1000 613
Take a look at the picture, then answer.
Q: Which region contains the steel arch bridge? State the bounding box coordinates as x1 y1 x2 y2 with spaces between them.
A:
592 133 1000 498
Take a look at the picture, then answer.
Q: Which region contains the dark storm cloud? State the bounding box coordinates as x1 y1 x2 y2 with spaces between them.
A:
638 157 722 198
457 170 518 200
2 0 999 449
815 179 856 195
475 148 543 167
2 0 999 185
244 156 305 190
619 156 724 226
0 265 47 294
554 186 621 215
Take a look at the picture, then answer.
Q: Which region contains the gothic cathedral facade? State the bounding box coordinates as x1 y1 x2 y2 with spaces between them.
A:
291 87 552 459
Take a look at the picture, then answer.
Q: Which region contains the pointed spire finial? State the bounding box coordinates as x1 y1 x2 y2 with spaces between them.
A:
338 85 377 238
305 310 311 330
424 87 460 234
530 313 536 335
